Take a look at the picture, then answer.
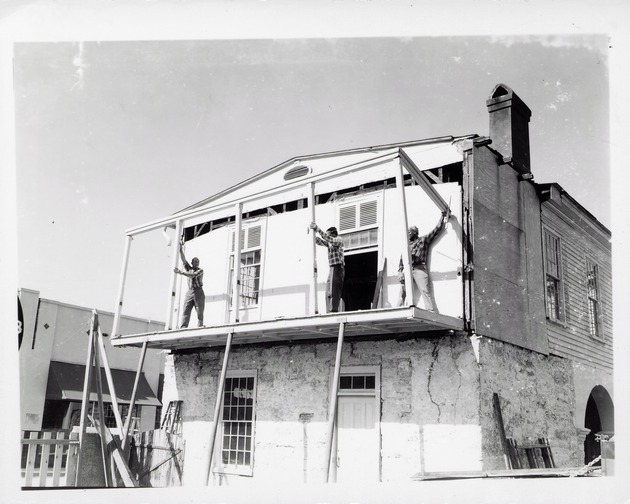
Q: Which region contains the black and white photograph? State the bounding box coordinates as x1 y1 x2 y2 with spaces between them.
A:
1 1 628 503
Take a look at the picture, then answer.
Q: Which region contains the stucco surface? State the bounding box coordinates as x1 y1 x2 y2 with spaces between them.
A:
163 333 580 484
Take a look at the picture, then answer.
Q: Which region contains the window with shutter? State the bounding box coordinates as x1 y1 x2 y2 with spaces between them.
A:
338 198 379 252
229 224 263 308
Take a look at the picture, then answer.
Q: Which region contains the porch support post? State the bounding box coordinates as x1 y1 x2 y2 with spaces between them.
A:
111 235 133 339
232 203 243 323
166 220 183 330
308 182 319 315
395 158 413 306
205 331 234 486
121 340 148 450
324 321 345 482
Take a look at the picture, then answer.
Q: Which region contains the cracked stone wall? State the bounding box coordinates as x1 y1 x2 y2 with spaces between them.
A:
163 333 483 485
478 337 580 469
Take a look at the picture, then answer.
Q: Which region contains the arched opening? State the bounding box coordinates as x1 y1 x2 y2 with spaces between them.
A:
584 385 614 465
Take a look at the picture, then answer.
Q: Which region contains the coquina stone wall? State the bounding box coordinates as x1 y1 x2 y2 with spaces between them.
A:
161 332 578 485
478 336 580 469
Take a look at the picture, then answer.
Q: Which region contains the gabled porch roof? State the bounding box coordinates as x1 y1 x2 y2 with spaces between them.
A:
110 306 466 352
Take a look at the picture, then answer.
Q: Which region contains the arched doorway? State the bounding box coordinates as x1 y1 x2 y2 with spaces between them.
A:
584 385 614 465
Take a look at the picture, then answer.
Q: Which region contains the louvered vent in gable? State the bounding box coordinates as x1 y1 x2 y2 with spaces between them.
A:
284 164 311 181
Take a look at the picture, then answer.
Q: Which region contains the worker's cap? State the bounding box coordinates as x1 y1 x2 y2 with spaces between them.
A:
408 226 419 233
326 226 338 234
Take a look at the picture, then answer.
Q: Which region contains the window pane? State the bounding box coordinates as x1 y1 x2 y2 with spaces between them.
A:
340 376 351 389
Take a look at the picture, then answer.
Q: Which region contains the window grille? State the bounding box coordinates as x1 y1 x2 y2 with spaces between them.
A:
543 231 564 322
230 225 263 308
220 374 256 475
586 260 603 340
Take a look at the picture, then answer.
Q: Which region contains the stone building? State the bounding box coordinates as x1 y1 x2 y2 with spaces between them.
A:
110 84 613 485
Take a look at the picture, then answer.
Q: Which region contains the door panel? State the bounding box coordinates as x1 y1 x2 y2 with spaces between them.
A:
336 395 378 482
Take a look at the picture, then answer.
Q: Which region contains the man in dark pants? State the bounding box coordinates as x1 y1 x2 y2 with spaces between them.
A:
174 239 205 328
310 222 345 312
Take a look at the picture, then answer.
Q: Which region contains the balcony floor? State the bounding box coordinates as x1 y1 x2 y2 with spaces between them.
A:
110 306 466 351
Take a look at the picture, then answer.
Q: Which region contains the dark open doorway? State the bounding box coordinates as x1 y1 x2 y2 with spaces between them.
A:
584 385 615 465
342 251 378 311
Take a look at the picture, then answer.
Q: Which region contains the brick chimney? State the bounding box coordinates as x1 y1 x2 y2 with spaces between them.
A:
486 84 532 174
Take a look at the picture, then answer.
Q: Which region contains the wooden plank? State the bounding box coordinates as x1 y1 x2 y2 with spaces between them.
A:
24 432 38 486
538 437 555 468
492 393 511 469
122 340 148 450
399 148 449 213
65 432 79 487
205 332 234 485
371 257 387 309
324 322 345 482
91 417 138 488
51 431 65 487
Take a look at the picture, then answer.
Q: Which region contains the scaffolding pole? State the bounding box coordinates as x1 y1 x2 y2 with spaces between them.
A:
324 321 345 482
395 160 413 306
205 332 234 486
232 203 243 323
121 340 148 450
308 181 319 315
111 235 133 339
165 220 183 330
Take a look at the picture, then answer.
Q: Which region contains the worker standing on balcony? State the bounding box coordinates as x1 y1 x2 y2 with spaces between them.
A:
398 208 451 311
174 237 205 328
310 222 345 313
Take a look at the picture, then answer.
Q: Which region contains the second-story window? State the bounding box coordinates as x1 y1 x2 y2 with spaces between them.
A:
543 230 565 323
338 198 379 251
586 259 603 340
230 224 263 308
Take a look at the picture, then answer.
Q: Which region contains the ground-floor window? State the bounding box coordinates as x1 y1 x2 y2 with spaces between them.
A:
218 371 257 476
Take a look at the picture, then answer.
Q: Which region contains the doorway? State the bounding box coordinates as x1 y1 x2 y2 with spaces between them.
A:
584 385 614 465
342 251 378 311
332 367 381 483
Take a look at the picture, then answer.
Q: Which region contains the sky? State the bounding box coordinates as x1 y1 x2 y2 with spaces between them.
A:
12 35 611 321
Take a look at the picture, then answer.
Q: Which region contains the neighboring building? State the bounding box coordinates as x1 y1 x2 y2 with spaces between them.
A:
19 288 165 434
537 183 614 464
109 84 613 485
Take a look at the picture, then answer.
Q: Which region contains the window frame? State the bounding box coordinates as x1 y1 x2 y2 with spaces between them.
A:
336 194 381 256
213 370 258 477
585 257 604 342
228 220 265 311
542 227 566 325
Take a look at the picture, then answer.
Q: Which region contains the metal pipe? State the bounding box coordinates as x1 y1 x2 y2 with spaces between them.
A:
111 235 133 339
205 331 234 485
324 321 345 482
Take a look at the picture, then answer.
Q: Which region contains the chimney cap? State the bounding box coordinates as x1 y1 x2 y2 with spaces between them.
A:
486 83 531 117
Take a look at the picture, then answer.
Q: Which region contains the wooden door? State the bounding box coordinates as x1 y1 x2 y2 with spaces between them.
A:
335 394 379 483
